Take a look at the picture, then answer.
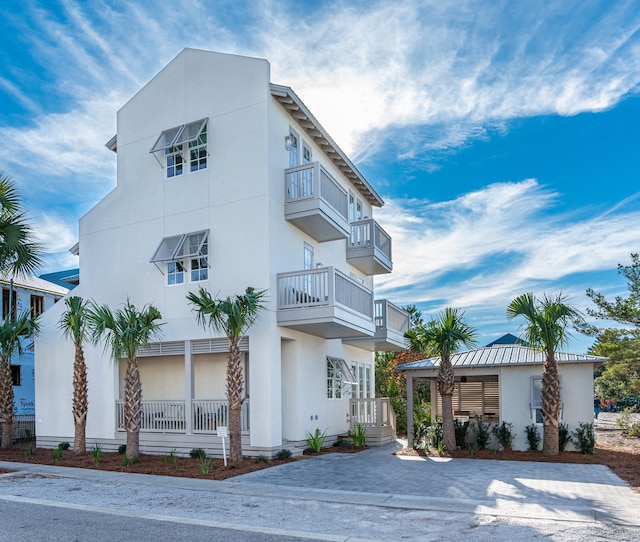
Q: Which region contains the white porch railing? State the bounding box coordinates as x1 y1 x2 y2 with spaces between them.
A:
193 400 250 433
349 219 392 261
374 300 410 334
350 397 396 432
116 399 250 434
277 266 374 319
285 162 349 221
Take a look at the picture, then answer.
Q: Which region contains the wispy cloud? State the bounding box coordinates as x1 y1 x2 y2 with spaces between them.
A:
375 179 640 313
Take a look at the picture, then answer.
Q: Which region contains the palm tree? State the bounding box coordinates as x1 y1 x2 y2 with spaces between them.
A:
0 310 39 448
58 296 90 454
187 287 266 463
0 172 42 276
87 300 163 460
415 308 476 451
507 292 582 455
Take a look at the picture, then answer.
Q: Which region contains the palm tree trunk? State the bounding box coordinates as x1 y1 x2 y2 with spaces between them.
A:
227 340 243 462
72 343 88 454
438 358 456 451
0 356 15 449
124 358 142 459
542 351 561 455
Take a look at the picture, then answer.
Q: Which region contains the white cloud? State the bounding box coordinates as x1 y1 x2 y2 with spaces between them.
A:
374 180 640 314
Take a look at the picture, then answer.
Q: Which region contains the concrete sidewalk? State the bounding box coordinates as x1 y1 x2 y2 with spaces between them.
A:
2 440 640 526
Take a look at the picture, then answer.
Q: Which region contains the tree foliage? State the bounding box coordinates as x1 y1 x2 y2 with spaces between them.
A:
0 172 42 276
585 254 640 400
187 286 266 463
507 292 582 455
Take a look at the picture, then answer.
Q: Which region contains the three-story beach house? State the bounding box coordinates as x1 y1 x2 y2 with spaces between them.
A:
34 49 408 456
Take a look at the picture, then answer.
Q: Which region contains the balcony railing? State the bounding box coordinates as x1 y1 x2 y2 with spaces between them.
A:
284 162 349 242
347 218 393 275
277 266 373 319
116 399 250 434
375 300 410 335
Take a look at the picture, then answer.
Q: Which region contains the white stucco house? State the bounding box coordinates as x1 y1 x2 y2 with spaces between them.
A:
1 273 68 420
34 49 409 457
398 343 606 451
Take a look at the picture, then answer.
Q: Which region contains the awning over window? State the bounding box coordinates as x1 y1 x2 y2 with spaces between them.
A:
150 118 208 153
150 231 209 264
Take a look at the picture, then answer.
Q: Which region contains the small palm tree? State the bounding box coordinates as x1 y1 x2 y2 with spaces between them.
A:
416 308 477 451
0 172 43 276
87 300 163 460
0 310 39 449
507 292 582 455
187 287 267 462
58 296 90 454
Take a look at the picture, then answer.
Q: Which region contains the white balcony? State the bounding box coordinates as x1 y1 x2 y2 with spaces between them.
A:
347 218 392 275
284 162 350 242
344 300 409 351
277 266 375 338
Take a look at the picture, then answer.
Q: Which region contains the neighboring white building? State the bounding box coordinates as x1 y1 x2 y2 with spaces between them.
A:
1 273 68 417
398 344 606 451
35 49 409 456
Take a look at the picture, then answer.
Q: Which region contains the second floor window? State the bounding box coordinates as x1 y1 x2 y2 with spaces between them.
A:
151 230 209 285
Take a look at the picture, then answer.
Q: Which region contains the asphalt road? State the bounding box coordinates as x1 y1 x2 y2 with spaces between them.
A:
0 499 333 542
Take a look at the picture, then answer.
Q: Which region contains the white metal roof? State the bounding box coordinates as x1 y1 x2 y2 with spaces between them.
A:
0 272 69 296
397 344 606 371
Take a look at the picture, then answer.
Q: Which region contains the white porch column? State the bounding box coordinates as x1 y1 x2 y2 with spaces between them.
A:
407 373 414 448
185 340 193 435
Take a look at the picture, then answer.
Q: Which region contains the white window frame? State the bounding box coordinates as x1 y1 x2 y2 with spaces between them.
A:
348 191 364 223
150 118 208 178
288 128 299 168
151 230 209 285
530 376 563 423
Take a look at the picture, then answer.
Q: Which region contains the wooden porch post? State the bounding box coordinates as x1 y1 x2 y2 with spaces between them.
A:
407 374 414 448
185 340 193 435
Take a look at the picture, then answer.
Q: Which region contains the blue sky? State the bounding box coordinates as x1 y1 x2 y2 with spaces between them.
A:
1 0 639 353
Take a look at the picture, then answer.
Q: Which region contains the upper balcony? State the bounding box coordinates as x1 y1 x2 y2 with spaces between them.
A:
347 219 393 275
343 300 410 351
284 162 350 242
276 266 375 339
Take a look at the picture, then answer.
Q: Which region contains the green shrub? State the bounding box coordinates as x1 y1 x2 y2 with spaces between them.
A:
57 442 70 451
629 423 640 437
275 449 292 460
163 449 178 468
525 424 541 451
473 416 491 449
492 421 514 450
572 422 595 454
123 454 139 467
454 420 467 448
118 444 127 455
559 422 571 452
350 423 367 447
333 438 354 449
255 455 269 463
426 423 442 449
190 448 207 460
466 441 479 455
91 443 103 465
616 407 635 434
53 448 63 462
199 455 213 474
306 428 327 453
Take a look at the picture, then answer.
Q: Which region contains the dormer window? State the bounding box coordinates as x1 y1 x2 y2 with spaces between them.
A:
151 230 209 285
150 119 208 178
